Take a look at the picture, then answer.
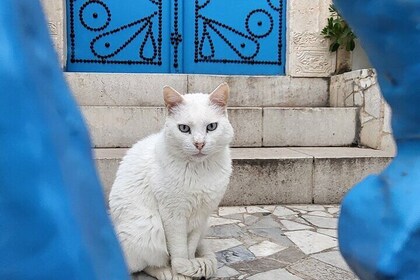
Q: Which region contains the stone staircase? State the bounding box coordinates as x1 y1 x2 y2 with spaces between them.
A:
67 73 393 205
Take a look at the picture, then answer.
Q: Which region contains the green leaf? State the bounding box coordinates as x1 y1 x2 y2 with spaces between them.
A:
330 42 340 52
347 39 356 51
334 22 342 33
321 4 357 53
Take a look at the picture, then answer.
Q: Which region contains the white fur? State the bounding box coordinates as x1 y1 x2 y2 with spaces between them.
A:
109 91 233 280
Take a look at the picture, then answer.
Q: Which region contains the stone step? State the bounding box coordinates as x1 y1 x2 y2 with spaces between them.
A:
94 147 393 206
66 73 329 107
81 106 358 148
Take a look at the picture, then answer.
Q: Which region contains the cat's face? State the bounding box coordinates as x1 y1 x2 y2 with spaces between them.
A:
163 83 234 162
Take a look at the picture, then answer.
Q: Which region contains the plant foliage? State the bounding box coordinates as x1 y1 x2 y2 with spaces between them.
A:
321 5 356 52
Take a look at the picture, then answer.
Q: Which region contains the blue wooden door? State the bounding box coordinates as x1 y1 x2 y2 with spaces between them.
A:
66 0 286 75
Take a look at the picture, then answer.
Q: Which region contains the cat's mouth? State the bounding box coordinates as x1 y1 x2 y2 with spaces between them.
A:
192 152 207 158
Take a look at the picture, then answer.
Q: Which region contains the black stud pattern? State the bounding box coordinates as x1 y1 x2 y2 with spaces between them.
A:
171 0 182 69
245 9 274 38
79 0 111 32
68 0 284 70
277 0 284 65
69 0 162 66
194 0 284 66
200 16 260 60
69 0 76 62
140 23 158 61
267 0 281 12
90 13 157 59
199 24 215 59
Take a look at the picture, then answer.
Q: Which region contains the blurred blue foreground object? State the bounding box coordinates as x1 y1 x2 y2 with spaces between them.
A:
0 0 128 279
335 0 420 279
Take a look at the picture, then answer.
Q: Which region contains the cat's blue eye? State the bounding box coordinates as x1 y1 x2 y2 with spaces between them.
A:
178 124 191 133
207 122 218 132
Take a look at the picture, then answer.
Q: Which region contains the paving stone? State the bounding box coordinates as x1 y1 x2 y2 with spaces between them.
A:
280 220 313 231
206 238 243 253
307 211 334 217
272 206 298 217
207 224 244 238
217 260 225 269
284 230 337 254
248 241 287 257
327 207 340 215
317 229 338 238
288 205 326 211
244 214 260 226
238 233 266 247
246 206 271 214
302 215 338 229
223 213 244 222
231 257 288 275
249 215 281 229
290 216 311 225
260 205 276 211
214 265 241 278
249 228 293 247
312 250 352 272
248 268 304 280
208 216 242 227
289 258 356 280
216 245 255 265
130 204 357 280
219 206 247 216
269 246 307 264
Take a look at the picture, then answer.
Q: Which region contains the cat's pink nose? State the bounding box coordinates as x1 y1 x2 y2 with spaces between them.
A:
194 142 205 150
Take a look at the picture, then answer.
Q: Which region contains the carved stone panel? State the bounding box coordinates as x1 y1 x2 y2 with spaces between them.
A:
289 32 335 77
286 0 336 77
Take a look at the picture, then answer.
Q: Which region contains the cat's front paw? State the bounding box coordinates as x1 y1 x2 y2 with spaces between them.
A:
171 258 190 275
172 257 217 278
144 266 192 280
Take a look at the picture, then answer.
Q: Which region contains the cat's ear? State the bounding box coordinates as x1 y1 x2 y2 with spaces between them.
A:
209 82 229 108
163 86 184 112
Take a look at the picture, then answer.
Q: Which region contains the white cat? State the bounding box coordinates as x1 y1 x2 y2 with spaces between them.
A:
109 83 234 280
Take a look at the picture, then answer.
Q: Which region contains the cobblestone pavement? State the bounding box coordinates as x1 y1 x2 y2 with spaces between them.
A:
133 205 358 280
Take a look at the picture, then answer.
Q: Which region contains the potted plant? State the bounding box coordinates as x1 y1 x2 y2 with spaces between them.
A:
321 4 356 74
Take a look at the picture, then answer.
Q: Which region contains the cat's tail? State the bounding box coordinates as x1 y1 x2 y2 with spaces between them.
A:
171 255 217 278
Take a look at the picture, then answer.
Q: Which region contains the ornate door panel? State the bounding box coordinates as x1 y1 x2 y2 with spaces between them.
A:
66 0 286 75
67 0 170 72
183 0 286 75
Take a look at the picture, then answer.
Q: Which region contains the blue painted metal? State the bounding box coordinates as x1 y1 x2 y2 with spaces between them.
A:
0 1 129 279
184 0 286 75
67 0 171 73
67 0 286 75
335 0 420 279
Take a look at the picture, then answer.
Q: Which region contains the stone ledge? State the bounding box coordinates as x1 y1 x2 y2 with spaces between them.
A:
263 107 358 147
81 106 263 148
66 73 329 107
95 147 393 205
81 106 358 148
